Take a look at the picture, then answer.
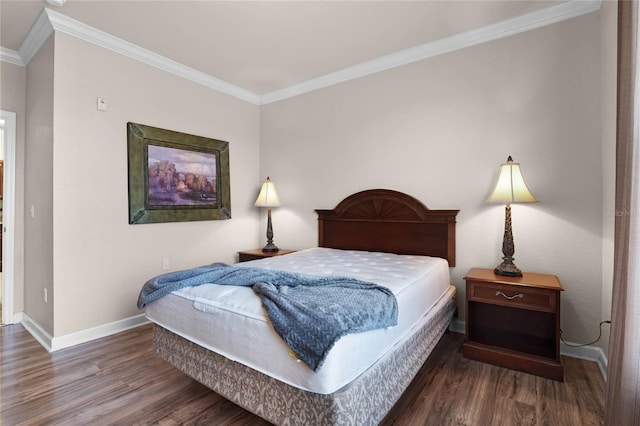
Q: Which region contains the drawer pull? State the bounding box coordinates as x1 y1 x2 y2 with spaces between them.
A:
495 290 524 300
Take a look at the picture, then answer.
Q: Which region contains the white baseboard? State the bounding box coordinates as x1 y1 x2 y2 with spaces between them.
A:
12 311 24 324
21 313 149 352
21 313 54 351
451 319 608 381
560 340 608 381
449 319 466 334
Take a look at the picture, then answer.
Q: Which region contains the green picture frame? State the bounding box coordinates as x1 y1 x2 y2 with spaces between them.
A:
127 122 231 224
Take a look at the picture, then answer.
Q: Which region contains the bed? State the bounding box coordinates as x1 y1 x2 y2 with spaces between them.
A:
145 189 459 425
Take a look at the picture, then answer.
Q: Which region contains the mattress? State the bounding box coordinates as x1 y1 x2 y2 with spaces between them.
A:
145 247 451 395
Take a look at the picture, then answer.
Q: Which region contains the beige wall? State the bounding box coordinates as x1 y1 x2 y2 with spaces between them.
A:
46 33 261 336
261 11 609 344
24 36 55 334
599 0 618 354
0 59 26 317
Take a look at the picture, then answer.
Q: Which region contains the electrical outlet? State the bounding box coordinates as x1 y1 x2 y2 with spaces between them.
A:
43 288 48 303
162 258 170 271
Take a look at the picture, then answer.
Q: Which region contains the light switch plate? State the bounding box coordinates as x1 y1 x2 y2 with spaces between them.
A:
97 97 108 111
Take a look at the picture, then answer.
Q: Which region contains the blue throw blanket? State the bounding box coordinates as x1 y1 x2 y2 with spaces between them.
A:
138 263 398 371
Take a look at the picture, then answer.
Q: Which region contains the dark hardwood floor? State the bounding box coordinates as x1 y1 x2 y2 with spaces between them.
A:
1 323 605 425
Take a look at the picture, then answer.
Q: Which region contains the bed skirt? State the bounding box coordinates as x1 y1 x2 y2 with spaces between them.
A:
153 288 456 425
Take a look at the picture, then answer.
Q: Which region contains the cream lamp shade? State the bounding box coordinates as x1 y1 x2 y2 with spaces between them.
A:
487 156 538 204
254 177 281 208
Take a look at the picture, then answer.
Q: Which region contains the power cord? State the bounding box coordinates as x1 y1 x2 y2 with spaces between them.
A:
560 320 611 347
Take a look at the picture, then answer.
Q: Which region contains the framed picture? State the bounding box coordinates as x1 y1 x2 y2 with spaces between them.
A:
127 122 231 224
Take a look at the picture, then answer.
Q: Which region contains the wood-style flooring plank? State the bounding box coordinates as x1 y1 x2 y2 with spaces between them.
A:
1 323 604 425
380 331 605 426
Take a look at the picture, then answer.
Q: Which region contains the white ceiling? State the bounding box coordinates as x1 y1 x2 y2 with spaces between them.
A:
0 1 595 99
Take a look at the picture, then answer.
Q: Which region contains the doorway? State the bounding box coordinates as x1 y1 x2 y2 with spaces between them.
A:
1 110 16 325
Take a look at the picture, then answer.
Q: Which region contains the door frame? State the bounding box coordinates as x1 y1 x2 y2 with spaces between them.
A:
1 110 16 325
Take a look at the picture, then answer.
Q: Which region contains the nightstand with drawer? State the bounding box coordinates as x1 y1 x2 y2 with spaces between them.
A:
238 248 296 262
462 268 564 381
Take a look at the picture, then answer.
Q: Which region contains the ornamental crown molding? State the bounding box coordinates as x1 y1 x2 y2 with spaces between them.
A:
18 8 260 104
2 0 602 105
260 0 603 104
0 47 24 66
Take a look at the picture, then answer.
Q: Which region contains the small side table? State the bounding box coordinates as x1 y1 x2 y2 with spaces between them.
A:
462 268 564 381
238 248 296 263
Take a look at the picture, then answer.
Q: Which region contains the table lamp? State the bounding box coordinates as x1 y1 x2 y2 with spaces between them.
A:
255 177 281 252
487 156 538 277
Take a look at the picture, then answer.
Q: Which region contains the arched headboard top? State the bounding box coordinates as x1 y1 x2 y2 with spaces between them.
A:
321 189 457 222
315 189 459 266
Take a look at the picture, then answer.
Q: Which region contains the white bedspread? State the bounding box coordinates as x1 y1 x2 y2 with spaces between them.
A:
145 247 452 394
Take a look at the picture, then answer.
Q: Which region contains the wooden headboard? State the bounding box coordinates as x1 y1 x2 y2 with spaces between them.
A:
315 189 459 266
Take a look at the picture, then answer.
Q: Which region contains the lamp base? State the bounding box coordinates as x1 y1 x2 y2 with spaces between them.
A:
494 259 523 277
495 204 523 277
262 207 279 253
262 242 279 253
